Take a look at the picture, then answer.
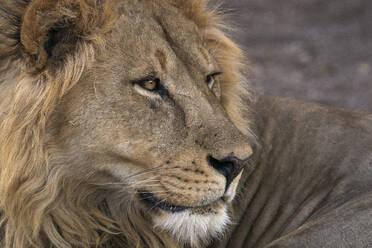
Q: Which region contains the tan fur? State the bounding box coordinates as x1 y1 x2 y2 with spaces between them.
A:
0 0 253 247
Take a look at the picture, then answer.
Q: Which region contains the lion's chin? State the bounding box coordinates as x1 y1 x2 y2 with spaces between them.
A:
152 200 230 247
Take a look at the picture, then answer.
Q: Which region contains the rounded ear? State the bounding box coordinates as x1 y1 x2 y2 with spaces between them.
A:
19 0 116 72
20 0 78 71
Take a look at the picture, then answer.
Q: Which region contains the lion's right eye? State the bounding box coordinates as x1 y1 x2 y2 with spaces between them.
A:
132 76 169 98
136 77 161 92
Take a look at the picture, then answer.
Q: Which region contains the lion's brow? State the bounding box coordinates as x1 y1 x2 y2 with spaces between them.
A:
200 47 210 65
155 49 167 71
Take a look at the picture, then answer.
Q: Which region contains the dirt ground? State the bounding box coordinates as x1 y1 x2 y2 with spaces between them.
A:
213 0 372 112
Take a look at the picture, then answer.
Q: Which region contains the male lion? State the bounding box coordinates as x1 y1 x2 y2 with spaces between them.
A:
1 0 372 248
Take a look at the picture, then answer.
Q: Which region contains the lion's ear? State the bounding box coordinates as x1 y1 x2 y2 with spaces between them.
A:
20 0 115 72
20 0 79 71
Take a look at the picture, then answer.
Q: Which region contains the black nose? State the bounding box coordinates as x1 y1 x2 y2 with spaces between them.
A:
207 155 244 191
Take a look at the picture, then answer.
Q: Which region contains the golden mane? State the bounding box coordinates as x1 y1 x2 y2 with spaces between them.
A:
0 0 252 247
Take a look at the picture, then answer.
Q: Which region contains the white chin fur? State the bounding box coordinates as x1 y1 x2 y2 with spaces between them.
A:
153 205 230 247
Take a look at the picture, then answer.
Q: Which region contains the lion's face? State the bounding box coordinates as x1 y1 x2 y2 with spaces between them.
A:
0 0 253 247
49 1 252 245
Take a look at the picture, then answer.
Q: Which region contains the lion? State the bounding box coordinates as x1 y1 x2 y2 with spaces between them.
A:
2 1 372 248
0 0 253 247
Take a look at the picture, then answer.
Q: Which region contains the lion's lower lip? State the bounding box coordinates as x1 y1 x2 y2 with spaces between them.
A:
139 191 190 213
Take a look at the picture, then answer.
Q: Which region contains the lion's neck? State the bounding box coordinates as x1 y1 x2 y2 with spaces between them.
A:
210 95 347 248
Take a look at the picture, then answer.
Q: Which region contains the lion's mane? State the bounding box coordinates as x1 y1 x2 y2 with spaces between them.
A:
0 0 252 247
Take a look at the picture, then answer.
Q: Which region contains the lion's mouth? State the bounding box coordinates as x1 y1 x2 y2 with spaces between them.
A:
139 191 191 213
139 191 223 213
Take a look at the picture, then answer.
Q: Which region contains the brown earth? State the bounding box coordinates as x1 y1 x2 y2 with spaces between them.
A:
213 0 372 112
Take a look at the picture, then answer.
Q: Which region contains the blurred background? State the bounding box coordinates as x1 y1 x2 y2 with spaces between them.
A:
211 0 372 112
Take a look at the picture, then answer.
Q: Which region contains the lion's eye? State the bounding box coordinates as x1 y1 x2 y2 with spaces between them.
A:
137 78 160 91
206 72 222 89
132 76 169 98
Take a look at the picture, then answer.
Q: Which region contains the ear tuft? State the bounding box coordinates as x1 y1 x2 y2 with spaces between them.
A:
20 0 87 71
17 0 116 72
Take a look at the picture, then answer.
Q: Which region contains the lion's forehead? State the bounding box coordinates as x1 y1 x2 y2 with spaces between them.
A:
111 1 210 78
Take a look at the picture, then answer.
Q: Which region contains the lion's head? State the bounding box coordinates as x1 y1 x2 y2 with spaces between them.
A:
0 0 254 247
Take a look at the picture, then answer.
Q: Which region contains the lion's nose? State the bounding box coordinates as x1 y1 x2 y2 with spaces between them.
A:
207 155 245 191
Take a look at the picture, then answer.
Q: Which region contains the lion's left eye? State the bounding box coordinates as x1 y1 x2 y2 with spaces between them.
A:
206 72 222 89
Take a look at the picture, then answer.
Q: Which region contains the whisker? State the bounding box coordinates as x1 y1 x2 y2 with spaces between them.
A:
92 178 160 187
121 165 180 181
127 184 162 189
